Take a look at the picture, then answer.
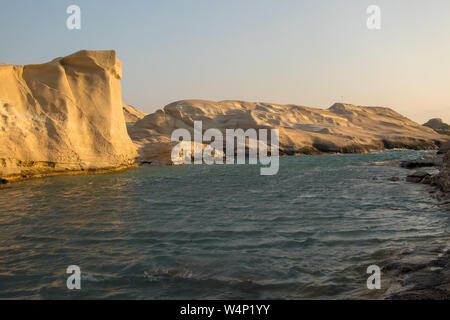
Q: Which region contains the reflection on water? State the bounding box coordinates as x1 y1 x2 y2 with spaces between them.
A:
0 151 448 299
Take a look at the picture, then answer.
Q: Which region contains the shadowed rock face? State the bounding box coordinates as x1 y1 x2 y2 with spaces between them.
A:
424 118 450 136
128 100 446 165
0 50 137 179
123 103 147 126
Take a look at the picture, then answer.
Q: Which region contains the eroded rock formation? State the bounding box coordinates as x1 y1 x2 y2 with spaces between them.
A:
0 50 137 180
128 100 445 165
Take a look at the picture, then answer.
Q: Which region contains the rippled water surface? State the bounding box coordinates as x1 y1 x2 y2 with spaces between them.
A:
0 151 448 299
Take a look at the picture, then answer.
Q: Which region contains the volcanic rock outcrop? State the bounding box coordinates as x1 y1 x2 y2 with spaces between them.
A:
128 100 445 165
0 50 137 180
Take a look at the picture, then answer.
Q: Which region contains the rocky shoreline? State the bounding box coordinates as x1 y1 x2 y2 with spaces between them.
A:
379 147 450 299
384 241 450 299
0 164 138 186
401 151 450 209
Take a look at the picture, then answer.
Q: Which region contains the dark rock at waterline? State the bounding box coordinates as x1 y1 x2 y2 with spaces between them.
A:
0 178 8 185
400 151 450 192
388 177 400 182
406 171 431 183
400 157 442 169
385 153 450 300
438 152 450 192
386 248 450 300
383 262 427 273
438 140 450 154
421 175 434 184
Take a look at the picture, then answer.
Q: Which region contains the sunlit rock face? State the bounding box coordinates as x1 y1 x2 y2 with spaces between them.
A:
128 100 445 165
0 50 137 179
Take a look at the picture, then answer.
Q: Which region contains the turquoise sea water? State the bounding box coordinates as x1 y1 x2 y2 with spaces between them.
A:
0 151 448 299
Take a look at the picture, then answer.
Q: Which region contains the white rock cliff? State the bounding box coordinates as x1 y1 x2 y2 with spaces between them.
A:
0 50 137 179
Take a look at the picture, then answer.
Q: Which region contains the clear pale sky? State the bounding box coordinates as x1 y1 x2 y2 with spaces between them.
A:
1 0 449 123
